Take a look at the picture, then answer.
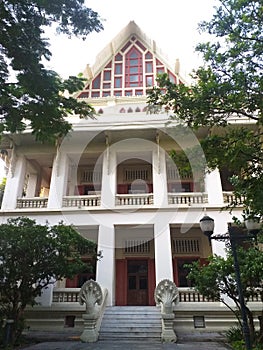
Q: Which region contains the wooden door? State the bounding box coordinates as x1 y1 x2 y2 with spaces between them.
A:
127 260 148 305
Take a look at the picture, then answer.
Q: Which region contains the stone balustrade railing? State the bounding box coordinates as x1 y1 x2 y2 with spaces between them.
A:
223 191 245 205
52 287 261 304
16 197 48 209
14 192 225 210
53 288 80 303
178 288 217 302
62 195 101 207
116 193 154 206
168 192 208 205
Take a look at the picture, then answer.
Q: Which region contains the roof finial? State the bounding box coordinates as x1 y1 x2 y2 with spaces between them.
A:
175 58 180 75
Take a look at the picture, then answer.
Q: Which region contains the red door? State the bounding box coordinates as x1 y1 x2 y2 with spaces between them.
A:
116 259 156 306
127 260 148 305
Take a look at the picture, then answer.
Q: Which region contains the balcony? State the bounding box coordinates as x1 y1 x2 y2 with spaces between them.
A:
14 191 237 210
223 191 245 205
116 193 154 206
62 195 101 208
16 197 48 209
168 192 208 206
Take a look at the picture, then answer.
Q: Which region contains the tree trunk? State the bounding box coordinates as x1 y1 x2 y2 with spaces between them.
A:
246 307 255 342
258 310 263 344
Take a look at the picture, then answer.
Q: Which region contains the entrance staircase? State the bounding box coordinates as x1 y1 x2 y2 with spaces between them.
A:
99 306 162 342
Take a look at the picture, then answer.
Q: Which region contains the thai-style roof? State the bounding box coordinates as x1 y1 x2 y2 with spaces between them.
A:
76 21 186 102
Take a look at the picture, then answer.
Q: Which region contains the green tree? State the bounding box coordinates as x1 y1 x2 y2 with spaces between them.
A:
0 217 97 345
187 245 263 346
147 0 263 219
0 0 103 142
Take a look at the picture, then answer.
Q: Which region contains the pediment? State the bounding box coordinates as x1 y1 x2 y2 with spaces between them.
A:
77 21 185 100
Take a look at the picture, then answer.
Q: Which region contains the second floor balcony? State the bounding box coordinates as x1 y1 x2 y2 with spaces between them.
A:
1 144 242 212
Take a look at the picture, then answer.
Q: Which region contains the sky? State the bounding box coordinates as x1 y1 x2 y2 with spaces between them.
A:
46 0 219 80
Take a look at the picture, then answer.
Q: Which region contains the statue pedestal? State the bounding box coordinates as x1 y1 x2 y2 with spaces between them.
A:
78 280 103 343
161 313 177 343
154 279 179 343
80 313 99 343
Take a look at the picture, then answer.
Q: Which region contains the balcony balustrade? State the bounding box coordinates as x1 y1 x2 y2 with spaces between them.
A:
223 191 245 205
168 192 208 206
13 191 243 210
116 193 154 206
16 197 48 209
62 195 101 208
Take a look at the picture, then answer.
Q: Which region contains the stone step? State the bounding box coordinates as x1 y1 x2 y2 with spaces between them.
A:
99 306 162 342
102 316 160 322
101 325 161 330
101 320 161 326
99 333 161 340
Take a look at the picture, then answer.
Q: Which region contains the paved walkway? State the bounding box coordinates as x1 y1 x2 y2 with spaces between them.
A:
19 331 232 350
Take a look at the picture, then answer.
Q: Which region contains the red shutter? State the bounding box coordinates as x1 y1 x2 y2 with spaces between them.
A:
117 184 128 194
66 275 78 288
148 259 156 306
148 184 153 193
116 259 127 305
173 258 179 286
75 185 84 195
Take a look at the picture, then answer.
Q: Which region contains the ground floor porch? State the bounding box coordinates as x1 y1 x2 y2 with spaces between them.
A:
53 221 213 307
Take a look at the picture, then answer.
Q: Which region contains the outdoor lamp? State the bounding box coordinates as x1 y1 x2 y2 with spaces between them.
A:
199 214 261 350
199 215 214 241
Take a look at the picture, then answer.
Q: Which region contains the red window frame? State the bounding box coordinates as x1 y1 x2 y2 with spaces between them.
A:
125 46 143 88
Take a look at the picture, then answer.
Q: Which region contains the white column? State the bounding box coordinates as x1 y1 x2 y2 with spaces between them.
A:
26 173 38 197
1 155 26 210
67 164 76 196
154 222 173 284
205 168 224 205
96 225 115 306
47 151 69 209
100 149 116 209
35 280 55 307
152 147 168 206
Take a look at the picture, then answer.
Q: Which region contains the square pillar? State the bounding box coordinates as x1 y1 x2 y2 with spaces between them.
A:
47 151 69 209
154 222 173 284
25 173 38 197
152 147 168 206
1 154 26 210
96 225 115 306
100 149 116 209
205 168 224 205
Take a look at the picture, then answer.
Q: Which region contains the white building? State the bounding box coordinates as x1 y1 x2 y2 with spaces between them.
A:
0 21 259 332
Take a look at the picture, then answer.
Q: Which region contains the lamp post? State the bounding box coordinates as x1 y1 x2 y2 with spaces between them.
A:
199 215 261 350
